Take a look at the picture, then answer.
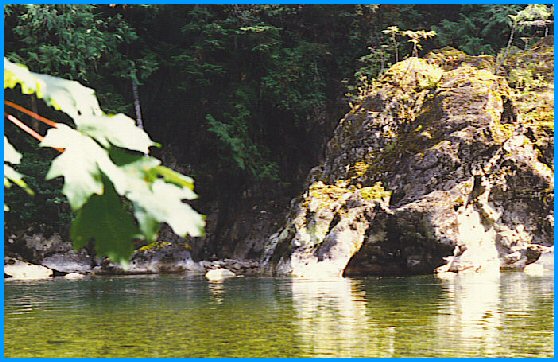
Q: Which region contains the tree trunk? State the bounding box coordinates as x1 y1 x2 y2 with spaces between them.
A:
132 78 144 129
496 25 515 74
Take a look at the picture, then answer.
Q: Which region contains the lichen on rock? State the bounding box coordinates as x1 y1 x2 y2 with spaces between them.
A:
262 40 554 278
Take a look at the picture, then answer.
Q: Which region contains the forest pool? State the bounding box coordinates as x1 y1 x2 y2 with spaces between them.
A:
4 272 554 357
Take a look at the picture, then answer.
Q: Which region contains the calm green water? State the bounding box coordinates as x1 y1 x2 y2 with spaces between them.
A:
4 272 554 357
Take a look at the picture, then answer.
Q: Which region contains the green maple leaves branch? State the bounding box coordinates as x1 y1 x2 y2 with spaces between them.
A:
4 58 205 263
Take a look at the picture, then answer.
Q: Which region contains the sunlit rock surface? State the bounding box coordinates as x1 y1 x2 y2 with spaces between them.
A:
4 258 53 280
64 272 86 280
263 41 553 277
205 268 236 281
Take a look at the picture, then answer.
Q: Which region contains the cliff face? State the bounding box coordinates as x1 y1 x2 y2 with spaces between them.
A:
262 41 554 277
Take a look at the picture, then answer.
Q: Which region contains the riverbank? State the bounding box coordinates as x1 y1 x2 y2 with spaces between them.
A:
4 242 553 281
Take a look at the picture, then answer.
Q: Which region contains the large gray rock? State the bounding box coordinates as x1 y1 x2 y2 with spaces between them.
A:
96 241 203 275
263 43 553 277
42 251 92 274
6 232 94 274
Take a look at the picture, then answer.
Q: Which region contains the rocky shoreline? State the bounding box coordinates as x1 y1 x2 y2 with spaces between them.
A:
4 231 553 281
4 256 262 281
5 249 554 281
4 233 261 280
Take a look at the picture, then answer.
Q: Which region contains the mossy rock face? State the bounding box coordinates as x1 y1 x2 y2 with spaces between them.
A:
263 42 554 277
426 47 495 71
503 37 554 88
502 37 554 172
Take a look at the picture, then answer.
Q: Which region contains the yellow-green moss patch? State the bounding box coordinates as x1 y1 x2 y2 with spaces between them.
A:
360 182 392 201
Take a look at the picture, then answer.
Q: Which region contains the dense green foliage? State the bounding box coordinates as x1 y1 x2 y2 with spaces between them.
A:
433 5 522 55
5 4 156 113
4 5 552 257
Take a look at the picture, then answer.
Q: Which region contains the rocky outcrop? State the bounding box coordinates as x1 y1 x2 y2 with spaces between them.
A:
262 41 553 277
5 232 93 274
97 245 203 275
96 242 260 275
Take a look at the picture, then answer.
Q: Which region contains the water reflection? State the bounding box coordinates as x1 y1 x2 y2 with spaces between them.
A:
291 278 373 356
4 273 554 358
437 273 502 356
500 272 554 312
208 281 225 304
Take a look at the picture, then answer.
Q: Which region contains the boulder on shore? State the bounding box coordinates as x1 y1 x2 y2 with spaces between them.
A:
205 268 236 281
4 258 53 280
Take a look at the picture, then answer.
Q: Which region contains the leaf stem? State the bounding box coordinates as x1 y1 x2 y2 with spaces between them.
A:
5 100 59 128
4 113 63 152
